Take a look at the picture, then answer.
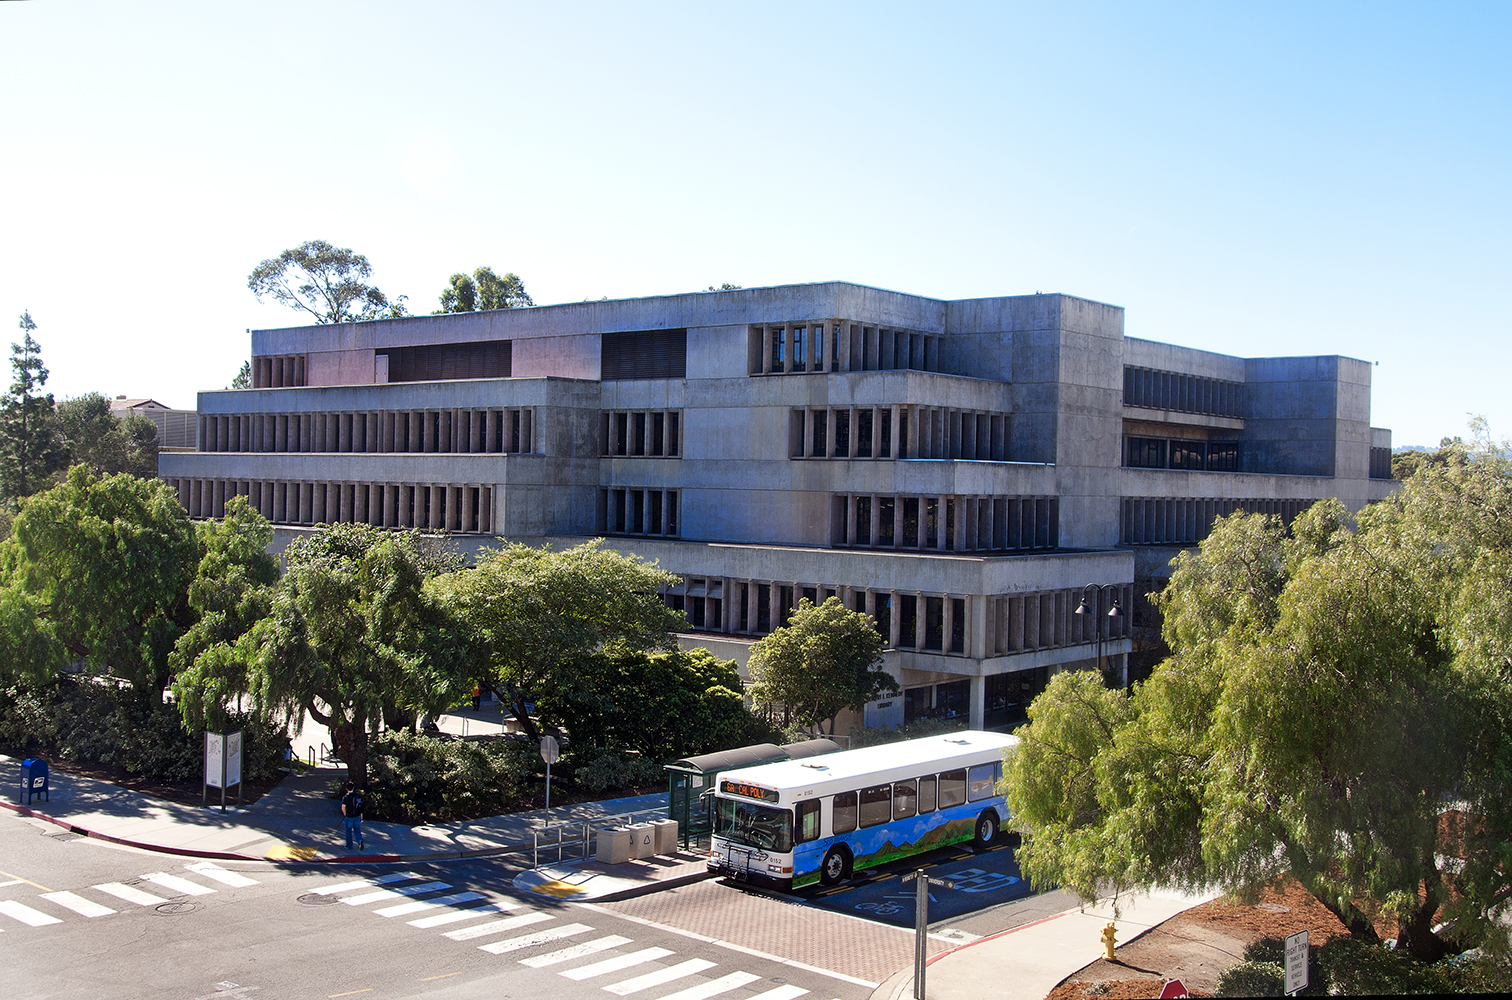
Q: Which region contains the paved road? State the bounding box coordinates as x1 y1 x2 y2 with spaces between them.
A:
1 810 870 1000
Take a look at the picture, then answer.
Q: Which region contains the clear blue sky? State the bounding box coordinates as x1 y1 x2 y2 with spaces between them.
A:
2 1 1506 447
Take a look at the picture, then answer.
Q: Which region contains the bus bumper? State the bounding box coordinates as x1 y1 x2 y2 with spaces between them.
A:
707 858 793 892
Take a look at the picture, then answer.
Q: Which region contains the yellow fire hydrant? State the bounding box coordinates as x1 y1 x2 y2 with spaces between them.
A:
1101 921 1117 960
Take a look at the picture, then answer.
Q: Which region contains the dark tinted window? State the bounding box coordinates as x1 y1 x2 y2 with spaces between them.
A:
795 799 821 844
859 785 891 827
938 769 967 808
968 763 1000 802
917 775 936 814
893 780 917 820
602 329 687 380
832 791 857 834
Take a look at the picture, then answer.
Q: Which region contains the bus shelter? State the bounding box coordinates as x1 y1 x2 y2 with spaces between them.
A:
666 738 842 847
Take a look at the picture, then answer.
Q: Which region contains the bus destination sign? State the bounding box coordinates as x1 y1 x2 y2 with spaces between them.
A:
720 779 780 802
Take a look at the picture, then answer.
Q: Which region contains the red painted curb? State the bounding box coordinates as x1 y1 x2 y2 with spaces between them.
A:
924 910 1068 966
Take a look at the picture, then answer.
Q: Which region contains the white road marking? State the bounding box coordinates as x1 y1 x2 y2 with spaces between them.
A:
477 922 591 955
186 863 259 888
657 971 764 1000
341 880 450 906
443 911 552 941
0 900 63 926
743 987 810 1000
408 900 523 928
94 882 167 906
603 958 717 995
375 891 484 917
561 947 675 981
519 935 632 968
39 891 115 918
308 872 421 895
142 872 216 896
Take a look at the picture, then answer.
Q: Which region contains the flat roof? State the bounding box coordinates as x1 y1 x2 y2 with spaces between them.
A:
719 731 1018 791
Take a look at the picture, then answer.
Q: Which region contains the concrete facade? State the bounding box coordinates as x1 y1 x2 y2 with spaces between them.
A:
161 282 1397 732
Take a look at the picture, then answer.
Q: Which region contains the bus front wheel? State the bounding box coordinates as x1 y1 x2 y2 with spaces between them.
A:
820 846 851 886
973 810 999 848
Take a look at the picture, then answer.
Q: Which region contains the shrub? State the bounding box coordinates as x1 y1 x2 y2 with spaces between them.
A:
1215 960 1284 997
569 747 666 794
1316 936 1445 995
365 730 536 823
1240 937 1327 995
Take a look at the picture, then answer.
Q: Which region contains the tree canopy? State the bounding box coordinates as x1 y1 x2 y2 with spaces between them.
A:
431 539 685 743
748 596 896 735
248 240 409 325
54 393 159 479
437 266 533 313
1003 430 1512 961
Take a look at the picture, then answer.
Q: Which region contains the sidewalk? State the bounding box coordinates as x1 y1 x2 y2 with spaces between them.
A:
869 884 1223 1000
0 752 666 865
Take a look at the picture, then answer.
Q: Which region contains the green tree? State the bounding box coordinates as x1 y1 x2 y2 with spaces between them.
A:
436 266 533 313
231 524 474 785
0 312 63 504
748 597 897 735
1003 433 1512 962
248 240 409 325
545 648 762 759
54 393 159 478
0 467 198 695
432 539 685 744
229 360 252 389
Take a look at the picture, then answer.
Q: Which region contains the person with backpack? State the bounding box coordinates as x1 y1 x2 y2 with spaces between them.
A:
341 780 365 852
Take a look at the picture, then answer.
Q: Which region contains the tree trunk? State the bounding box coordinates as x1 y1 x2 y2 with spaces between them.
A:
333 722 371 788
1396 869 1447 963
510 692 540 744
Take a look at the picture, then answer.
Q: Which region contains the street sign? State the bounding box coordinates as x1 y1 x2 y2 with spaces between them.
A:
1285 930 1309 995
1158 980 1189 999
903 870 957 999
203 730 244 812
540 735 560 764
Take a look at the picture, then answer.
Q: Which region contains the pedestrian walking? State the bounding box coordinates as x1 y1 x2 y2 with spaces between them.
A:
340 780 365 852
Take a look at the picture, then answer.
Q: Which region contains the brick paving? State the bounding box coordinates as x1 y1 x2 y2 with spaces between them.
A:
598 878 948 986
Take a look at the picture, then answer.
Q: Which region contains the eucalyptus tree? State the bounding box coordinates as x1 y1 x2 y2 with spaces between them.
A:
747 596 896 735
248 240 408 325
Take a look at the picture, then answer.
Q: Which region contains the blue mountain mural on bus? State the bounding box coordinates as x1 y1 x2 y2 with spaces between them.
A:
792 813 982 888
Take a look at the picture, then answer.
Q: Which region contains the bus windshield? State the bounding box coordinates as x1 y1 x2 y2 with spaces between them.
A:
715 798 793 853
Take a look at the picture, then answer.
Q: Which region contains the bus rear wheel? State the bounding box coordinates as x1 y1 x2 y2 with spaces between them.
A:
973 810 999 848
820 846 851 886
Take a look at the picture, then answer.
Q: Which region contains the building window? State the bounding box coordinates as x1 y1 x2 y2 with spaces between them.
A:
599 488 679 537
601 410 681 457
602 328 687 380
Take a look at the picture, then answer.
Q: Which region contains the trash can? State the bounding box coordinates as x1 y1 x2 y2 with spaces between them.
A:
595 826 631 865
650 818 679 856
627 822 656 860
20 758 49 805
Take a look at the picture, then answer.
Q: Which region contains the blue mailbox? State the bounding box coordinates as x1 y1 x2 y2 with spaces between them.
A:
20 757 49 804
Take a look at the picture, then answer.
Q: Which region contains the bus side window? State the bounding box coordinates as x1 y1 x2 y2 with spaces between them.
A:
917 774 937 813
938 769 967 808
893 779 917 820
860 784 892 827
796 799 821 843
833 791 858 834
968 763 999 802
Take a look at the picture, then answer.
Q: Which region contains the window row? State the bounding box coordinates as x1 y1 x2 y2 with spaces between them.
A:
1370 446 1392 480
1120 496 1314 545
749 321 944 376
251 354 309 388
790 406 1014 461
985 585 1131 656
831 494 1059 552
1124 366 1244 418
601 410 681 457
167 477 495 533
1125 436 1240 472
597 488 679 537
823 764 1000 838
199 408 535 455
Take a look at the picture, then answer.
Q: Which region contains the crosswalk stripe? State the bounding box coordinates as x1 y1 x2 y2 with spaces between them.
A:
186 863 259 888
656 971 763 1000
561 947 675 982
478 922 592 955
443 911 552 941
341 880 451 906
142 873 216 896
0 900 63 927
39 891 115 918
519 935 632 968
94 882 167 906
604 959 717 995
409 900 522 928
375 891 484 917
309 872 420 895
742 987 809 1000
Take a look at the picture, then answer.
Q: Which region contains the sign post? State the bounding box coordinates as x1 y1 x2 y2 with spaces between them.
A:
203 730 244 812
1284 929 1309 996
540 735 560 824
902 868 955 999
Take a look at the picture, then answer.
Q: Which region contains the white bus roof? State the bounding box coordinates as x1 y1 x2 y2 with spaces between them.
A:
716 731 1019 798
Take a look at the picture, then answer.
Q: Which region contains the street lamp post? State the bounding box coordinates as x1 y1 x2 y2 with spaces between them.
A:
1074 583 1126 687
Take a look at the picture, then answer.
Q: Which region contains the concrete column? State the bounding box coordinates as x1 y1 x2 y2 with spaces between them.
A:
970 675 986 730
521 410 532 452
761 324 773 374
942 595 955 655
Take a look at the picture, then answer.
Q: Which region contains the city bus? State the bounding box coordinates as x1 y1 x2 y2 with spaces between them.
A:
707 730 1018 890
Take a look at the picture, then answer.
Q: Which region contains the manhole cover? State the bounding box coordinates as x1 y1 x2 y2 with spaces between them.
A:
297 893 340 906
1256 903 1291 913
156 901 200 915
48 832 81 842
